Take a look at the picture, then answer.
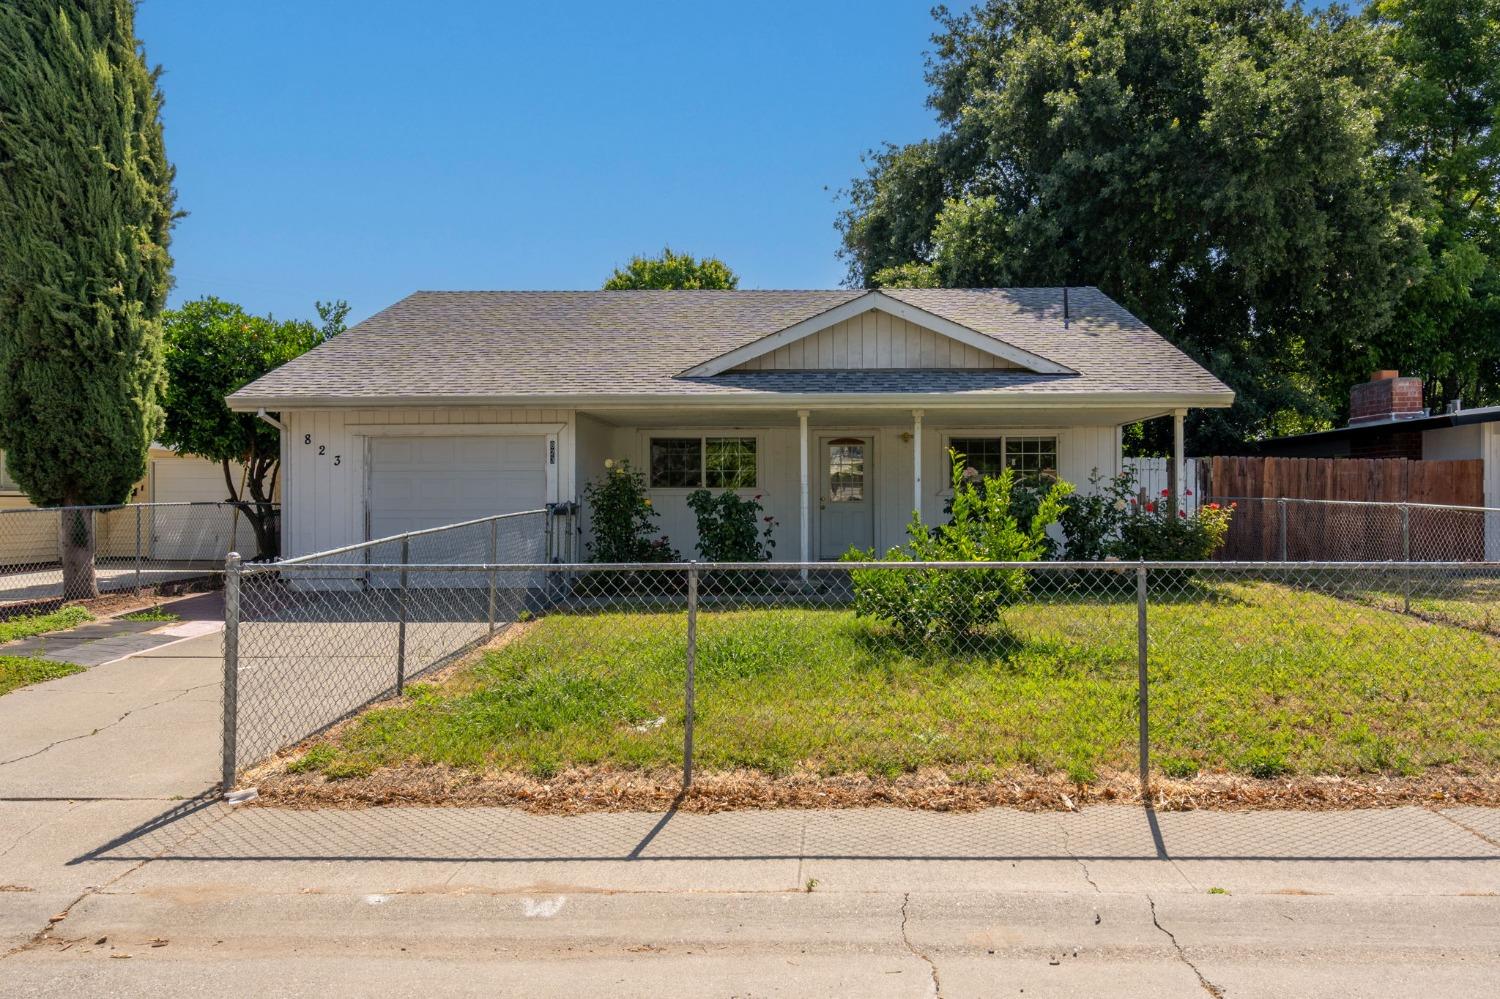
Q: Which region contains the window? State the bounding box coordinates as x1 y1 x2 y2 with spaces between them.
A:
649 436 757 489
705 437 757 488
0 450 17 492
948 437 1006 479
1005 436 1058 484
946 435 1058 486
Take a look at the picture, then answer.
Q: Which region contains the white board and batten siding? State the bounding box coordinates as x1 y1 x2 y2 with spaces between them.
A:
574 420 1123 561
280 408 574 558
731 312 1020 371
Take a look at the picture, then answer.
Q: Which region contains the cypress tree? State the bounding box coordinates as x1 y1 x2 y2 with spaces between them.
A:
0 1 177 598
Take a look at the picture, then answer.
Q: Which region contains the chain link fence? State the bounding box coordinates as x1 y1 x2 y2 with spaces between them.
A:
0 501 275 608
222 557 1500 803
1210 496 1499 563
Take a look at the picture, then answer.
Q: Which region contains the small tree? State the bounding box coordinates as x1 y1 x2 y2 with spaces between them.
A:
0 0 178 599
846 451 1072 642
316 299 350 341
603 246 739 290
159 298 323 559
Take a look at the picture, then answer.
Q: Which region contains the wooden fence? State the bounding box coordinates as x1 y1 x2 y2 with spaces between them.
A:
1203 456 1487 560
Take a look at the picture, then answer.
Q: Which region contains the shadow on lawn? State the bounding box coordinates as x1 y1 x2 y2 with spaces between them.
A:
71 794 1500 866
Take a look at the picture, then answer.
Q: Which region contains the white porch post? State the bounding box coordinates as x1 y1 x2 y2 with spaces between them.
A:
798 409 811 574
912 409 924 523
1172 408 1187 506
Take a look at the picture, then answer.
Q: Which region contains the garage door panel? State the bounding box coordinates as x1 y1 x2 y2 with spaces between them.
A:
367 434 547 543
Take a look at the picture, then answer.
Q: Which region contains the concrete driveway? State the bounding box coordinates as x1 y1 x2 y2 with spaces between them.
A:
2 603 1499 996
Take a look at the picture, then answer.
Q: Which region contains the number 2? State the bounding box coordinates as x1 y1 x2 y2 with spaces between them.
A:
318 445 326 455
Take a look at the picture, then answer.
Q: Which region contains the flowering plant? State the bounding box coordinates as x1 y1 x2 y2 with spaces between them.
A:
686 489 776 563
583 459 679 563
1114 490 1233 560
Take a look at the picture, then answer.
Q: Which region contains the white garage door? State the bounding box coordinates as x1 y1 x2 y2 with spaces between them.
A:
367 435 548 546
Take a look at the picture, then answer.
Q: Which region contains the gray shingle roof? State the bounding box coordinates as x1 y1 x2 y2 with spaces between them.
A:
227 287 1231 407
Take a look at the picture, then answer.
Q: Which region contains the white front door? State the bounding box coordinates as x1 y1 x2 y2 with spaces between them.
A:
818 436 874 559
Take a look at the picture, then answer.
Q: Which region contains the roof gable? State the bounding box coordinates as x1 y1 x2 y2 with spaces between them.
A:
679 292 1075 377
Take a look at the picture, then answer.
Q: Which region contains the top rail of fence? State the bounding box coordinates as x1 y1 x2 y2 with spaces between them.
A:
1208 495 1500 515
244 558 1500 575
0 500 280 515
271 508 549 566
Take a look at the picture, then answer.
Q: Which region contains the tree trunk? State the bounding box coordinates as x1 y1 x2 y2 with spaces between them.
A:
58 505 98 600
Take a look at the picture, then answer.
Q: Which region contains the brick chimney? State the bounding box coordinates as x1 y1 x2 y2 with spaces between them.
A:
1348 370 1425 425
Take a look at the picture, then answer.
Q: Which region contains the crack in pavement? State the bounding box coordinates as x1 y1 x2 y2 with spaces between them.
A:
1430 808 1500 850
1055 815 1102 894
899 892 942 997
1147 894 1224 998
0 682 218 769
0 803 81 861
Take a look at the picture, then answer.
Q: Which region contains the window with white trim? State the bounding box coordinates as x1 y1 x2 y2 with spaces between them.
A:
649 436 758 489
947 435 1058 486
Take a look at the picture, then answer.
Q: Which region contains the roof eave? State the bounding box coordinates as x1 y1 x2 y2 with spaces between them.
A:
227 389 1235 413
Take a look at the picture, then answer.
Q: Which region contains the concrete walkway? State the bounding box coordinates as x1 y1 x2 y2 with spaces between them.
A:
1 626 1498 996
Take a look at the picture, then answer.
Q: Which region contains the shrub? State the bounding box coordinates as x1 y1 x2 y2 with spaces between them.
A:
845 449 1072 642
1114 492 1233 561
1057 469 1137 560
686 489 776 562
582 459 679 562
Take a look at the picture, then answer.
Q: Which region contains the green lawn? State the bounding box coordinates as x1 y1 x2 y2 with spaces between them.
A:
121 607 181 623
286 579 1500 783
0 605 92 644
0 655 83 696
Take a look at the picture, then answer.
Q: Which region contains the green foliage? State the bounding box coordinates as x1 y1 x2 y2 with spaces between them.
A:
845 450 1072 642
0 606 92 644
1058 470 1139 561
0 655 83 697
686 489 776 562
583 459 678 562
603 246 739 290
1115 496 1233 561
121 606 179 623
0 1 178 596
315 299 350 341
160 298 322 559
839 0 1429 449
1366 0 1500 409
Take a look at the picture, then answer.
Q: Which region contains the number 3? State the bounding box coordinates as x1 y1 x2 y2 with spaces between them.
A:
334 455 341 466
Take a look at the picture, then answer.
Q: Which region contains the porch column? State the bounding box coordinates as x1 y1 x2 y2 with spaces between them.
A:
912 409 924 523
1172 408 1187 506
798 410 811 572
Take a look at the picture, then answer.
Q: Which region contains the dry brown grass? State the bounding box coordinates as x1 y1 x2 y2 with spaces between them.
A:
252 762 1500 814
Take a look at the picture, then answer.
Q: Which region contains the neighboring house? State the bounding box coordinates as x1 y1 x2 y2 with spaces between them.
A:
0 446 260 567
1252 371 1500 513
225 288 1233 562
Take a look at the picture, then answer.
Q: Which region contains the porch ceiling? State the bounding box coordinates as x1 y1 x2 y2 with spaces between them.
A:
578 405 1180 429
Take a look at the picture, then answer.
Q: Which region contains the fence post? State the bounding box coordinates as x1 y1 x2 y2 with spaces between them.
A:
1136 562 1150 803
396 536 409 696
221 552 242 793
487 519 499 635
133 504 143 596
683 562 698 790
1277 498 1288 562
1400 503 1411 614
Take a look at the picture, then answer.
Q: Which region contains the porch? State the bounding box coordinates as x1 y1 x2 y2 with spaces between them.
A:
573 405 1189 561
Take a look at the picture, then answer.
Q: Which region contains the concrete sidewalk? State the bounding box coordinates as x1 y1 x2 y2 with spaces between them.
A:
2 629 1499 996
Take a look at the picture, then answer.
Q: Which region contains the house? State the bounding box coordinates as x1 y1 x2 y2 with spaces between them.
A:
225 288 1233 562
1 445 265 569
1251 370 1500 512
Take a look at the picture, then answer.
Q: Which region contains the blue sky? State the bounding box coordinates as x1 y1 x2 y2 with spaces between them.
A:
137 1 943 325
